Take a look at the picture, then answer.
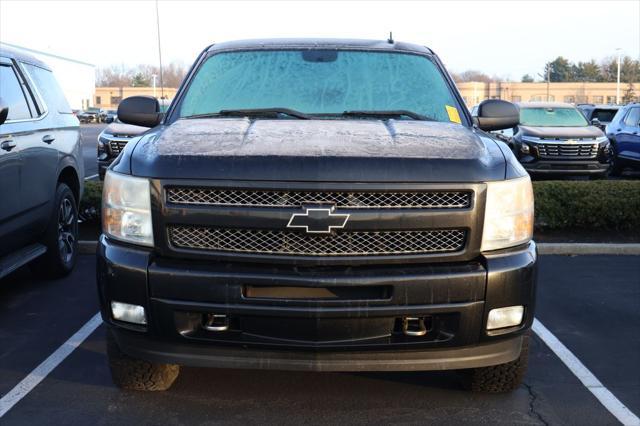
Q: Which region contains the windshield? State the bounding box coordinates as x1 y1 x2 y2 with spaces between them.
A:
178 50 464 123
592 109 617 122
520 107 589 127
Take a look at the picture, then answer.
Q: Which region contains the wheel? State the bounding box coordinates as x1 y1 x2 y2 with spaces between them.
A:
463 333 529 393
106 330 180 391
610 159 624 177
32 183 78 278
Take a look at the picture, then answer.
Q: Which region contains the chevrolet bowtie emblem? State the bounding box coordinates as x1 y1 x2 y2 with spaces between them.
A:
287 207 350 234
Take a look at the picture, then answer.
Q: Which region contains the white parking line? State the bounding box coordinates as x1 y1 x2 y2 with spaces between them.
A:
0 313 102 418
84 174 99 181
533 319 640 426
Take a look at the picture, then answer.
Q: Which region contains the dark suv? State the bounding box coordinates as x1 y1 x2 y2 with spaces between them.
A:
577 104 620 131
0 45 83 279
510 102 611 178
97 121 149 180
98 39 536 393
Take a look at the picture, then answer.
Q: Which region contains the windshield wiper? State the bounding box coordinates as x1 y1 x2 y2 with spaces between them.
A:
341 110 434 121
184 108 311 120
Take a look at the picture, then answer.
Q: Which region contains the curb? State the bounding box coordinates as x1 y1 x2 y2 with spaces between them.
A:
78 240 640 256
537 243 640 256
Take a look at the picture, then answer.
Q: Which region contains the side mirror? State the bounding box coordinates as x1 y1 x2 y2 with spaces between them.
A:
591 118 602 127
474 99 520 132
0 98 8 126
117 96 162 128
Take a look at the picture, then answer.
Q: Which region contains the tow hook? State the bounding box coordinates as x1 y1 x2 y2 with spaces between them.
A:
402 317 427 336
202 314 229 332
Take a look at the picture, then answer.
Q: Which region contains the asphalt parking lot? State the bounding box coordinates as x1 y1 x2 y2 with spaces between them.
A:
81 123 105 180
0 255 638 425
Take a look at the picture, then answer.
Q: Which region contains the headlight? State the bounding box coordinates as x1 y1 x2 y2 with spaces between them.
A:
595 136 609 144
481 175 534 251
102 171 154 246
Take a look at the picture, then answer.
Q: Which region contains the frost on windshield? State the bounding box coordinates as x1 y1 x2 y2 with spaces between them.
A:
180 50 460 123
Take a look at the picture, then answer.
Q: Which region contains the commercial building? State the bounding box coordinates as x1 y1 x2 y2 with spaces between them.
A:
94 87 178 109
92 81 639 111
457 81 639 107
1 42 95 110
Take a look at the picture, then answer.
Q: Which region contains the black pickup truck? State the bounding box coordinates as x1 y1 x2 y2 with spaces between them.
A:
97 39 536 393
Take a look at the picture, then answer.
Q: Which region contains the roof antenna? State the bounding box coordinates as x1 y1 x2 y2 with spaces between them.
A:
387 32 394 44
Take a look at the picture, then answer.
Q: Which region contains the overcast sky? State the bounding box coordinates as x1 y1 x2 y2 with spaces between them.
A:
1 0 638 80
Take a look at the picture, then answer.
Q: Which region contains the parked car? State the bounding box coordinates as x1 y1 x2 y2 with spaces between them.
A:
505 102 610 178
98 39 536 393
577 104 620 131
103 109 117 123
0 45 83 279
605 102 640 175
98 109 117 123
97 121 149 179
76 110 96 123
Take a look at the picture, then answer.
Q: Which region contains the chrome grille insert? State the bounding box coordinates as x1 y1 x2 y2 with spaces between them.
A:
109 140 128 155
537 143 597 158
169 226 467 257
166 188 471 209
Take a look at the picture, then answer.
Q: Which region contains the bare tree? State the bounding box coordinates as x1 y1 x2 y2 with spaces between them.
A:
96 62 187 88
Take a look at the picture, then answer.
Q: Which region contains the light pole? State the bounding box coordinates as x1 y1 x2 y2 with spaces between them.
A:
537 62 551 101
616 48 622 105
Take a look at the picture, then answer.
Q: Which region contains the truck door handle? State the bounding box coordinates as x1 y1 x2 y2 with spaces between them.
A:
42 135 55 144
1 140 16 151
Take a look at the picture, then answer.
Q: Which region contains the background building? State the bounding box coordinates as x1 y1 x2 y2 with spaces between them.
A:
457 81 639 107
1 42 95 111
94 87 178 109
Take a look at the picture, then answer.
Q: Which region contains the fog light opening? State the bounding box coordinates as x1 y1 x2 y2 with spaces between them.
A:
487 305 524 330
111 301 147 325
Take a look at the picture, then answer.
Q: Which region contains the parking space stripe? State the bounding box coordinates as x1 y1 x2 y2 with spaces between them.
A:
533 318 640 426
0 313 102 418
84 174 99 181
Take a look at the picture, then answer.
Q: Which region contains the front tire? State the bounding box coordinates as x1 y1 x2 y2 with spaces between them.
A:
464 333 529 393
32 183 78 278
106 330 180 391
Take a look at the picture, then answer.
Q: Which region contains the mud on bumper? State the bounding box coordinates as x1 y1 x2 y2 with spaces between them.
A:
97 237 537 371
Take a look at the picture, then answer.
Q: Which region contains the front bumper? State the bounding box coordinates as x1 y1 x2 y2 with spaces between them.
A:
97 236 537 371
522 159 609 175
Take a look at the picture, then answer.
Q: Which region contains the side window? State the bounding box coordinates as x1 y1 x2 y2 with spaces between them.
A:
22 63 72 114
0 64 32 120
623 108 640 127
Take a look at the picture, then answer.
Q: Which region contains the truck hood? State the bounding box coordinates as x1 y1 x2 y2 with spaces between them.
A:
519 125 604 139
130 118 507 182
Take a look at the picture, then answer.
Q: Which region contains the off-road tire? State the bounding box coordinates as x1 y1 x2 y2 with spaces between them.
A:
32 183 78 279
106 330 180 391
464 333 529 393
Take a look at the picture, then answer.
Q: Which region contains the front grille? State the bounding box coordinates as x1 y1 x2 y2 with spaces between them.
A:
169 226 467 256
537 143 597 158
109 140 128 155
166 188 471 209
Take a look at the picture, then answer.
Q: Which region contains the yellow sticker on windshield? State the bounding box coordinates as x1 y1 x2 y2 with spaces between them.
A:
445 105 462 124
